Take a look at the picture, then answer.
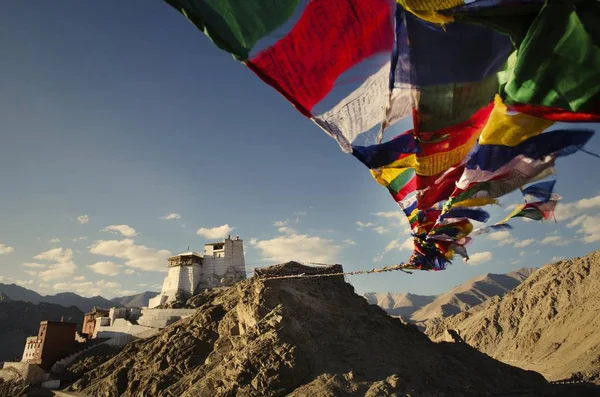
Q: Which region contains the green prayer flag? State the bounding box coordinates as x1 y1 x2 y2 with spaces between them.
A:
164 0 299 60
501 0 600 112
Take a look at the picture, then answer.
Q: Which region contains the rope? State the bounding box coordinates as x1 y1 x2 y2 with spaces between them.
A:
254 263 414 280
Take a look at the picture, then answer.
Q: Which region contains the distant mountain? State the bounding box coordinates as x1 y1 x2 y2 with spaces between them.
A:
427 250 600 383
111 291 159 308
0 284 122 313
0 300 83 363
410 267 536 324
363 292 436 318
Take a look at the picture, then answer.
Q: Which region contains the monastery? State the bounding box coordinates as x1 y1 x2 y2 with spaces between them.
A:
149 235 246 308
0 236 247 389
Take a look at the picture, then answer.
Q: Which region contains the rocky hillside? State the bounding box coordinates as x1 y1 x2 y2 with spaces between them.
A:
111 291 158 308
411 267 536 324
0 300 83 363
0 283 120 313
363 292 436 318
428 250 600 383
69 262 549 396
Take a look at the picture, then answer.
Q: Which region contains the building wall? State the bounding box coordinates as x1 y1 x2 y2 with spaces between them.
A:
2 362 46 385
202 237 246 288
21 337 39 362
32 322 77 369
136 309 197 329
82 313 96 336
159 265 200 298
82 310 108 337
149 237 246 307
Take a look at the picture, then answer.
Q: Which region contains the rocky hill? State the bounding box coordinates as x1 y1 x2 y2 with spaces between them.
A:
0 300 84 363
411 267 536 324
427 250 600 383
363 292 436 318
111 291 158 308
68 262 551 396
0 283 120 313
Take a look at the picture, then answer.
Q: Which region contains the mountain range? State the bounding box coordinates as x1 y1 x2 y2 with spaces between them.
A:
364 267 536 325
110 291 159 308
0 284 158 312
427 250 600 383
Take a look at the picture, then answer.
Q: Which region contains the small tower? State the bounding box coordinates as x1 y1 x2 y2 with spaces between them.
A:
202 236 246 289
148 237 246 308
148 251 203 308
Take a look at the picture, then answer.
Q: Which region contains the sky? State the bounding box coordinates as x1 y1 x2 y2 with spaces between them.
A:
0 1 599 299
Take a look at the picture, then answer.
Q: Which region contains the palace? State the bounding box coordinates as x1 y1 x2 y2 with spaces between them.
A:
148 235 246 308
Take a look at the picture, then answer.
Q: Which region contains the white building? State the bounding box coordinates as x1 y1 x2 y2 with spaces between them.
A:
148 236 246 308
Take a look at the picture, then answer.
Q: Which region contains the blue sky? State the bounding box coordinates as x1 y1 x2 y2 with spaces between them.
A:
0 1 598 299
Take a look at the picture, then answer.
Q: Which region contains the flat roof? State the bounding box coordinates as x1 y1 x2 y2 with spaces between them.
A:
169 252 203 258
40 321 77 326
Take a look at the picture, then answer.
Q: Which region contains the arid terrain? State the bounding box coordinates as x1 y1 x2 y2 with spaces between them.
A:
68 262 549 397
428 250 600 384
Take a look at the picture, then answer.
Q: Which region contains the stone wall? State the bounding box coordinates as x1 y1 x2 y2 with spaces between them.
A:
1 362 46 385
136 309 197 329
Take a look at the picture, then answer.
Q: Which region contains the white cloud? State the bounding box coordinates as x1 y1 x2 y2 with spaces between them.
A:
278 226 296 235
510 259 521 265
514 238 535 248
539 235 564 245
89 239 171 272
23 262 47 269
53 280 125 298
196 224 234 239
124 269 135 275
466 251 493 266
274 220 288 227
487 231 511 241
161 213 182 220
551 256 565 262
357 212 408 234
37 262 77 281
555 194 600 221
372 238 413 262
487 231 516 246
344 239 356 245
0 244 14 255
567 215 587 228
77 215 90 224
103 224 138 237
33 254 77 280
375 211 408 227
16 279 34 286
251 234 342 263
373 226 389 235
88 261 123 276
73 276 86 281
49 238 61 244
72 236 87 242
34 248 73 263
249 238 258 245
575 214 600 244
356 221 375 230
384 238 413 253
24 270 38 276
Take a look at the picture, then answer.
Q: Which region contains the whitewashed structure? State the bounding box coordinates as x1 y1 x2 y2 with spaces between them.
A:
148 236 246 308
